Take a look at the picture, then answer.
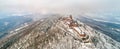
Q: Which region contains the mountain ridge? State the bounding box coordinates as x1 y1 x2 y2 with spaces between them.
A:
1 15 120 49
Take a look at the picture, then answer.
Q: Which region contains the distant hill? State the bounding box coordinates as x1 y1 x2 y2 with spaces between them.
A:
0 16 32 39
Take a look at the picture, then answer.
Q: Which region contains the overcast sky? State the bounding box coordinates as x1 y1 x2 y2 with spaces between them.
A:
0 0 120 15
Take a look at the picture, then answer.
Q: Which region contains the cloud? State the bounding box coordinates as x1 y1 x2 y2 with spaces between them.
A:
0 0 120 15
